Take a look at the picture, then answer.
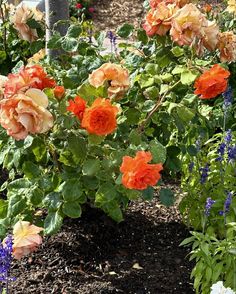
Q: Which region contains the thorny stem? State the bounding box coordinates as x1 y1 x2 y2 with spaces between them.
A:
138 80 181 132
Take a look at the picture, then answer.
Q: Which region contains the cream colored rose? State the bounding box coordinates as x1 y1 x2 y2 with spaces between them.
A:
202 20 219 52
226 0 236 14
170 4 207 47
217 31 236 62
89 63 130 100
11 4 44 42
12 221 43 260
0 88 53 140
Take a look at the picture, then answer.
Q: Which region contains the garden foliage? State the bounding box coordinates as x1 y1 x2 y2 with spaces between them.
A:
0 0 236 293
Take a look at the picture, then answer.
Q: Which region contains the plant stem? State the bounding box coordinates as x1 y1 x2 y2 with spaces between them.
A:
138 80 181 132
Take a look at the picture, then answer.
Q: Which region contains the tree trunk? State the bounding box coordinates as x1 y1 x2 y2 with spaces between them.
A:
45 0 69 58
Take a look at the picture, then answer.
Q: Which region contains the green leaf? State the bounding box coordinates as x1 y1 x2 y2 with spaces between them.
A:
47 33 61 49
150 140 166 163
29 187 44 206
82 176 99 190
137 29 148 44
82 159 100 176
8 194 27 217
22 161 41 179
180 70 198 85
187 145 198 156
59 179 83 202
43 192 62 211
77 83 107 102
171 46 184 57
159 188 174 207
30 40 44 54
0 51 7 64
61 37 78 52
0 199 8 218
67 25 82 38
96 183 117 204
7 178 31 196
117 23 134 38
31 137 46 162
129 129 142 146
44 211 63 235
68 134 87 163
27 18 41 29
142 187 155 200
88 134 105 145
107 204 123 222
62 201 82 218
176 105 195 123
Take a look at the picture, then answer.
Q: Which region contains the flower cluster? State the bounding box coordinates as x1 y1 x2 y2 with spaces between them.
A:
11 4 44 42
120 151 163 190
199 163 210 184
205 198 215 216
0 235 13 284
144 0 236 61
0 65 56 140
67 96 119 136
89 63 130 100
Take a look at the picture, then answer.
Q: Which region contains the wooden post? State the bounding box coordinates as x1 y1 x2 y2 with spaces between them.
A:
45 0 69 58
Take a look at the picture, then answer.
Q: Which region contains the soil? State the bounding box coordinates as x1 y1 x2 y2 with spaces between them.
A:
11 185 194 294
92 0 144 31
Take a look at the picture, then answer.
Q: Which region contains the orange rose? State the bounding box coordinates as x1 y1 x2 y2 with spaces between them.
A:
4 65 56 98
54 86 65 100
143 3 177 37
150 0 191 8
11 4 44 42
217 31 236 63
67 96 87 121
120 151 163 190
0 88 54 140
194 64 230 99
0 75 7 100
89 63 129 99
81 98 119 136
12 221 43 260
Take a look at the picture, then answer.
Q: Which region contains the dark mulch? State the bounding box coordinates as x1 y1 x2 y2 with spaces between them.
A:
11 188 194 294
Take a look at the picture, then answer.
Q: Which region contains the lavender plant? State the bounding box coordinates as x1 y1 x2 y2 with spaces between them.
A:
0 235 14 293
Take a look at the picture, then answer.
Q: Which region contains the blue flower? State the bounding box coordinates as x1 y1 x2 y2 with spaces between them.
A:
225 129 232 146
0 235 13 284
225 192 233 213
223 86 233 110
228 145 236 163
199 163 210 184
216 142 226 162
107 31 117 53
205 197 215 216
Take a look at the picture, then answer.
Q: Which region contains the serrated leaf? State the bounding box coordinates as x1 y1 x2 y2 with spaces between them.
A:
68 134 87 163
59 179 83 202
44 211 63 235
82 159 100 176
150 140 166 164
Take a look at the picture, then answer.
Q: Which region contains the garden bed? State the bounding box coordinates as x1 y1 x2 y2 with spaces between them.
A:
11 184 194 294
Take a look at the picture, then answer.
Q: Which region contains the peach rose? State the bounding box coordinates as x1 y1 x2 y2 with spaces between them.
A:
217 31 236 63
202 20 219 52
226 0 236 14
13 221 43 260
0 88 53 140
4 64 56 98
89 63 130 100
143 3 177 37
11 4 44 42
170 4 207 47
150 0 191 8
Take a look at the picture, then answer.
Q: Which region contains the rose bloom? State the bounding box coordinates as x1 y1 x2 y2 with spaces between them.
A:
81 98 119 136
67 96 87 121
88 7 95 13
76 3 83 9
89 63 130 100
54 85 65 100
28 49 46 64
143 3 177 37
0 88 54 140
11 4 44 42
226 0 236 14
194 64 230 99
12 221 43 260
120 151 163 190
150 0 191 8
217 31 236 63
4 64 56 98
170 4 207 47
201 20 219 52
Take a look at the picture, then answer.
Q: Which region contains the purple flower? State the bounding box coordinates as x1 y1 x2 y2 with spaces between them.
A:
216 142 226 162
225 129 232 146
223 86 233 110
107 31 117 54
228 145 236 163
219 192 233 215
205 197 215 216
199 163 210 184
0 235 13 284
